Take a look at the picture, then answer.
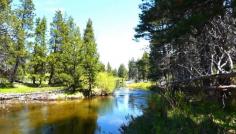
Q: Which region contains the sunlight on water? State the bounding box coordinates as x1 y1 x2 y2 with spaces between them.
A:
0 89 150 134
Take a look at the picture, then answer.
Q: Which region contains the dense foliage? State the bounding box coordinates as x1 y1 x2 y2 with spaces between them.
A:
118 64 128 79
0 0 116 95
95 72 117 93
122 0 236 133
122 92 236 134
128 52 149 81
135 0 236 107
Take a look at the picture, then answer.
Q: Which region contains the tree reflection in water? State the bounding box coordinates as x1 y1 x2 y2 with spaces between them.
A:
0 89 150 134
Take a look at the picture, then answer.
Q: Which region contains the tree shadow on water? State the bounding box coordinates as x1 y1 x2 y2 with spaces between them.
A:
31 116 98 134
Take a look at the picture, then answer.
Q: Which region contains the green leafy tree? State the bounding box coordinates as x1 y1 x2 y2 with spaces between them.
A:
82 19 99 95
28 17 47 86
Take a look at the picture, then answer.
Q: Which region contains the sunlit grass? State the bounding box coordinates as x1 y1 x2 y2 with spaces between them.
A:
0 83 63 94
126 81 153 90
122 92 236 134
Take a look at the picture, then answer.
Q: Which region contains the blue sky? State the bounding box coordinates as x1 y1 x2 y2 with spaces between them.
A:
26 0 149 68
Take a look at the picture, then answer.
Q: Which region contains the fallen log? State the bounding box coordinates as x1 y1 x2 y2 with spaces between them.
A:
206 85 236 90
172 72 236 84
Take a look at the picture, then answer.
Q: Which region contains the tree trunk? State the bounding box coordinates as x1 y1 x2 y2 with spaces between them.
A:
10 57 20 83
88 82 92 97
32 76 36 85
48 65 54 85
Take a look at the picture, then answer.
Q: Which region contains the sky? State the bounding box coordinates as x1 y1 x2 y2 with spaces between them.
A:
30 0 149 69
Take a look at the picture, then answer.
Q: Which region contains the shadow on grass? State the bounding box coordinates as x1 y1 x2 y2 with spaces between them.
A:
121 95 236 134
0 83 14 88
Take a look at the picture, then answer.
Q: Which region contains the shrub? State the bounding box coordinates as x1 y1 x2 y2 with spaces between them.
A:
95 72 117 93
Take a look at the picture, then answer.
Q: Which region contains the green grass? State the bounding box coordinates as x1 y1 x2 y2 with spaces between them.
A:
122 92 236 134
0 83 63 94
126 81 153 90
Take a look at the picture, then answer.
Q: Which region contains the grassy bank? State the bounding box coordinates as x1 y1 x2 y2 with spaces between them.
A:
121 92 236 134
0 83 63 94
126 82 154 90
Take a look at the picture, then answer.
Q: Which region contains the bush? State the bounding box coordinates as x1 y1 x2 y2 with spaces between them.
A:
95 72 117 93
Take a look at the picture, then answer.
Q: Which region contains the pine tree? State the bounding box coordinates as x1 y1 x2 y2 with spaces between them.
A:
28 17 47 86
112 69 118 77
82 19 99 95
118 64 128 79
106 62 112 73
98 62 105 72
140 52 149 81
0 0 14 82
128 58 138 80
48 10 66 85
59 17 83 91
10 0 35 83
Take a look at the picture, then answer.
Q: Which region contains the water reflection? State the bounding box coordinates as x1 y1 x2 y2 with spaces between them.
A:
0 89 150 134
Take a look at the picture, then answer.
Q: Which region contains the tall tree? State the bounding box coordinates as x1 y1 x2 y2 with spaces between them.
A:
106 62 112 73
10 0 35 83
82 19 99 95
128 58 138 80
28 17 47 86
140 52 149 81
48 10 65 85
112 68 118 77
118 64 128 79
136 0 236 92
59 17 83 91
98 62 105 72
0 0 14 81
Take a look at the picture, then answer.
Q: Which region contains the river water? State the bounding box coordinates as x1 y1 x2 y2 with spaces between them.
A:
0 89 151 134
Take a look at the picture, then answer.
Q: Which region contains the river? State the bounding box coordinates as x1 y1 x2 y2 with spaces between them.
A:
0 88 151 134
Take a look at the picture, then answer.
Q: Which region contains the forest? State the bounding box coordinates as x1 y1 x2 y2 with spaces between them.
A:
131 0 236 107
0 0 131 96
1 0 236 133
123 0 236 133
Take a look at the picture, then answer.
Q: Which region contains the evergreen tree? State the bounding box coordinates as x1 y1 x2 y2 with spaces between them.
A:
112 69 118 77
48 10 66 85
136 0 236 88
106 62 112 73
82 19 99 95
140 52 149 81
98 62 105 72
118 64 128 79
0 0 14 82
128 58 138 80
59 17 83 91
28 17 47 86
10 0 35 83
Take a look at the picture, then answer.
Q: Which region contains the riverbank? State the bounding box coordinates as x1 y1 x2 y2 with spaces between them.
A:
0 83 114 101
0 90 84 101
0 89 149 134
121 92 236 134
126 82 154 90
